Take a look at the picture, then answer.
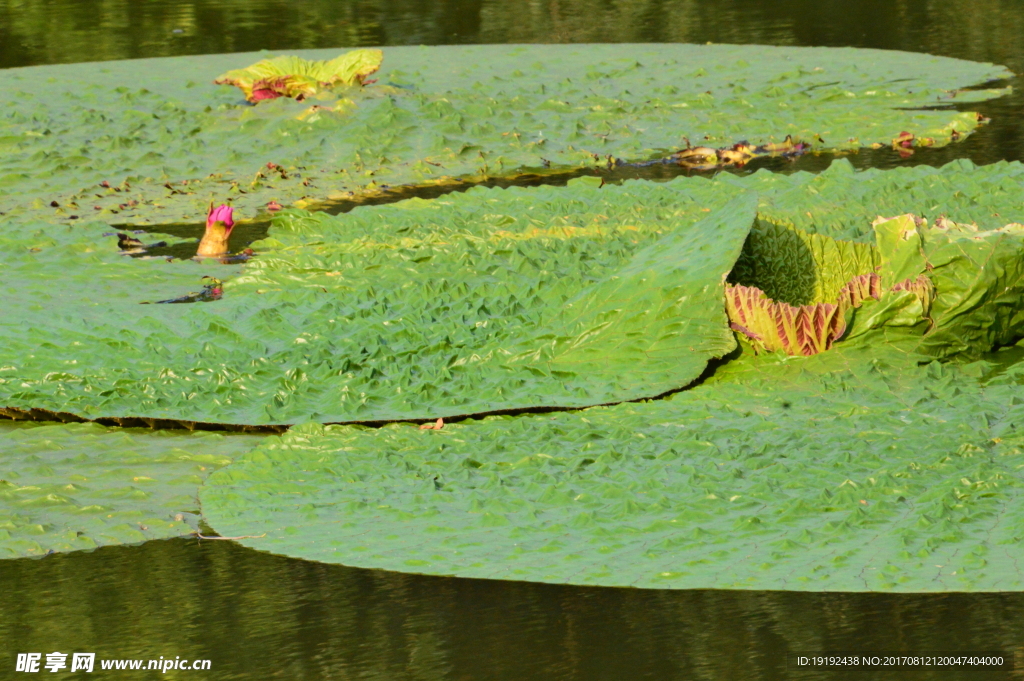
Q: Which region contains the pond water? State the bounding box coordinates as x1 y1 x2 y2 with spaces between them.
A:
4 1 1024 679
3 537 1023 680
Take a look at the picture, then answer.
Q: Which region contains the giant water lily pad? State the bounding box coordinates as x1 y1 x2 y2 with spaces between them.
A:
0 421 260 558
8 160 1024 424
201 346 1024 591
0 182 754 425
192 159 1024 590
0 44 1010 224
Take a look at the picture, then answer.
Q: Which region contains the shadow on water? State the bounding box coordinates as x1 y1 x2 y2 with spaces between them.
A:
2 538 1022 681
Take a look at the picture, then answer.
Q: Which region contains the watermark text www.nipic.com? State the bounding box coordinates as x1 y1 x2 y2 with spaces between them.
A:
15 653 212 673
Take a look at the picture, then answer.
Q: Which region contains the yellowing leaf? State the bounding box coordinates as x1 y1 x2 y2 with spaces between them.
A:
214 49 383 102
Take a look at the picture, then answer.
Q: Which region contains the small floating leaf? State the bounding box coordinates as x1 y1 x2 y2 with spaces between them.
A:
214 50 384 103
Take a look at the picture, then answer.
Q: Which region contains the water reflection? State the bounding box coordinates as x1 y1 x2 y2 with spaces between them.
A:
1 538 1022 680
4 0 1024 72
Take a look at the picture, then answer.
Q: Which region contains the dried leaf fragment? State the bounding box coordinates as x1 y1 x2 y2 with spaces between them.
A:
671 135 808 170
893 131 915 148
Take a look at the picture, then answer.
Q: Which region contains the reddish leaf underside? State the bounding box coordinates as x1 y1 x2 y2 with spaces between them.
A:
726 284 849 356
725 271 930 356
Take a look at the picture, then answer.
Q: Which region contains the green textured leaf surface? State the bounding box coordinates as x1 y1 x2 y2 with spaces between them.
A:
910 222 1024 358
0 183 753 424
11 160 1024 424
747 158 1024 242
729 217 880 305
0 421 260 558
727 206 1024 360
845 214 1024 358
0 44 1009 224
202 347 1024 591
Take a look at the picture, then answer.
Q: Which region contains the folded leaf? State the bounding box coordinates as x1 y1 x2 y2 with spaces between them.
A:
729 217 880 305
214 49 383 102
725 283 851 356
726 220 935 356
873 214 1024 356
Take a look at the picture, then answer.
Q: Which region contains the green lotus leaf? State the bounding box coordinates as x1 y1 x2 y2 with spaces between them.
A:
0 421 260 558
201 345 1024 591
873 214 928 286
0 183 755 425
0 44 1010 224
214 50 384 102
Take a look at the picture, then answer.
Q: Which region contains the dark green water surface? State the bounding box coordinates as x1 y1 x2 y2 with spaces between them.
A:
3 538 1023 680
5 1 1024 679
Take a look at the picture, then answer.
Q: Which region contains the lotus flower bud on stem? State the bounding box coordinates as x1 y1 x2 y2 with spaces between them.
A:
198 204 235 257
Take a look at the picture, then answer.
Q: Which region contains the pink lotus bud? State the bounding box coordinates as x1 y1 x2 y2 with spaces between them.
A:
207 204 235 230
198 204 236 257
